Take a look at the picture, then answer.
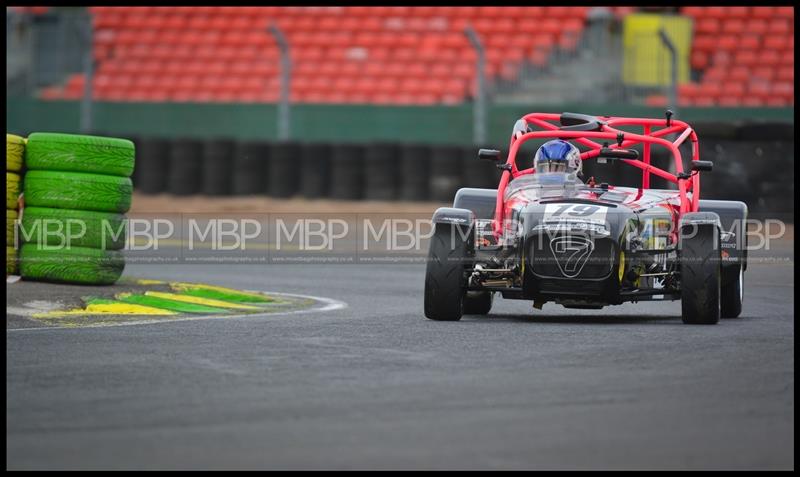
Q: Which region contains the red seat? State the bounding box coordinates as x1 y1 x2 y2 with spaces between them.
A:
678 82 699 100
692 35 716 53
703 68 726 82
769 19 791 34
776 66 794 81
729 66 750 82
722 19 745 34
763 36 788 50
746 19 768 35
741 96 764 107
750 7 775 19
721 82 746 97
698 82 722 100
726 6 750 18
757 50 781 67
695 18 719 34
645 94 668 107
751 67 776 82
738 35 760 50
690 51 708 70
704 7 727 20
771 82 794 100
692 96 715 107
735 51 758 67
747 81 771 99
765 97 789 107
682 6 705 17
718 96 742 107
717 35 738 51
374 77 398 94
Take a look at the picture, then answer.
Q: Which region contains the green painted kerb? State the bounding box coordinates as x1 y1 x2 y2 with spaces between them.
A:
114 294 233 314
178 287 274 303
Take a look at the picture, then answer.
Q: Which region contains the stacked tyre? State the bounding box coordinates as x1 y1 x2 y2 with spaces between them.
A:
6 134 25 275
20 133 134 285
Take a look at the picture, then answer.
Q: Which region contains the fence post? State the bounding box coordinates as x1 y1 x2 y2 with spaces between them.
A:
78 14 94 134
464 26 487 145
269 24 291 141
658 28 678 119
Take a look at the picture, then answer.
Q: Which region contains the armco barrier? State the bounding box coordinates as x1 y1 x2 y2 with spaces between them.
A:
129 136 793 218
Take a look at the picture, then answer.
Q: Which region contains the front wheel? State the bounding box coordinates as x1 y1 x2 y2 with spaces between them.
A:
680 224 721 325
424 224 471 321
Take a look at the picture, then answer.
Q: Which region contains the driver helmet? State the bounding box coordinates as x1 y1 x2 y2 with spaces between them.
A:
534 140 582 176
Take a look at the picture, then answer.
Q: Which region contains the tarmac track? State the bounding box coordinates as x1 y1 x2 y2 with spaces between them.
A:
6 243 794 470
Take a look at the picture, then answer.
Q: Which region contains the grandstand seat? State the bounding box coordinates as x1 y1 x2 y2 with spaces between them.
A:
718 96 742 107
722 19 745 34
763 36 789 50
738 35 760 50
694 18 719 34
776 67 793 82
741 96 764 107
757 50 781 67
750 7 775 19
39 6 790 107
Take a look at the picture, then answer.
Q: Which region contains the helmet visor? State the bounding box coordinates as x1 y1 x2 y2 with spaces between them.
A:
536 158 568 173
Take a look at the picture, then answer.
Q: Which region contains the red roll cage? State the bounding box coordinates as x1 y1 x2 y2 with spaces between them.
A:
493 112 702 236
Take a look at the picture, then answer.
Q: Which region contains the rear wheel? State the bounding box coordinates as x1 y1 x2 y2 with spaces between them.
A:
721 267 743 318
680 225 721 325
463 291 493 315
424 224 471 321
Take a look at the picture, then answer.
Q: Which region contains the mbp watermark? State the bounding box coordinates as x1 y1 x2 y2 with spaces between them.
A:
10 213 793 264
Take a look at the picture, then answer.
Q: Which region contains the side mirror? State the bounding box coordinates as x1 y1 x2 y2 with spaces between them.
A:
691 160 713 172
598 147 639 160
478 148 501 161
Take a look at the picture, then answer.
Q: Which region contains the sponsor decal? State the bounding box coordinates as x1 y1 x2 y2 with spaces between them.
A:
549 235 595 278
438 216 468 224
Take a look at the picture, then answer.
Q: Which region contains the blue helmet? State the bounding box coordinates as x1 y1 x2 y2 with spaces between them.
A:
534 140 582 175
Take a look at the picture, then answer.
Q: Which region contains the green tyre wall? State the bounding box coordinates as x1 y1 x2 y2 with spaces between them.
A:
7 209 17 245
25 132 135 177
20 207 127 250
6 134 25 172
7 172 21 209
19 244 125 285
7 246 18 274
23 170 133 213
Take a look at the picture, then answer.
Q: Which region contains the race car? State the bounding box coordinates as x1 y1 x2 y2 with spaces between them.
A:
424 112 747 324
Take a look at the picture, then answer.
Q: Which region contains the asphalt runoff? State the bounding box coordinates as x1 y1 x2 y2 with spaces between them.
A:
6 238 793 470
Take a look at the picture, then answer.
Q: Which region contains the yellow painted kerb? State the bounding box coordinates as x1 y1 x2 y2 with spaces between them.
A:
144 291 261 310
34 303 177 317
